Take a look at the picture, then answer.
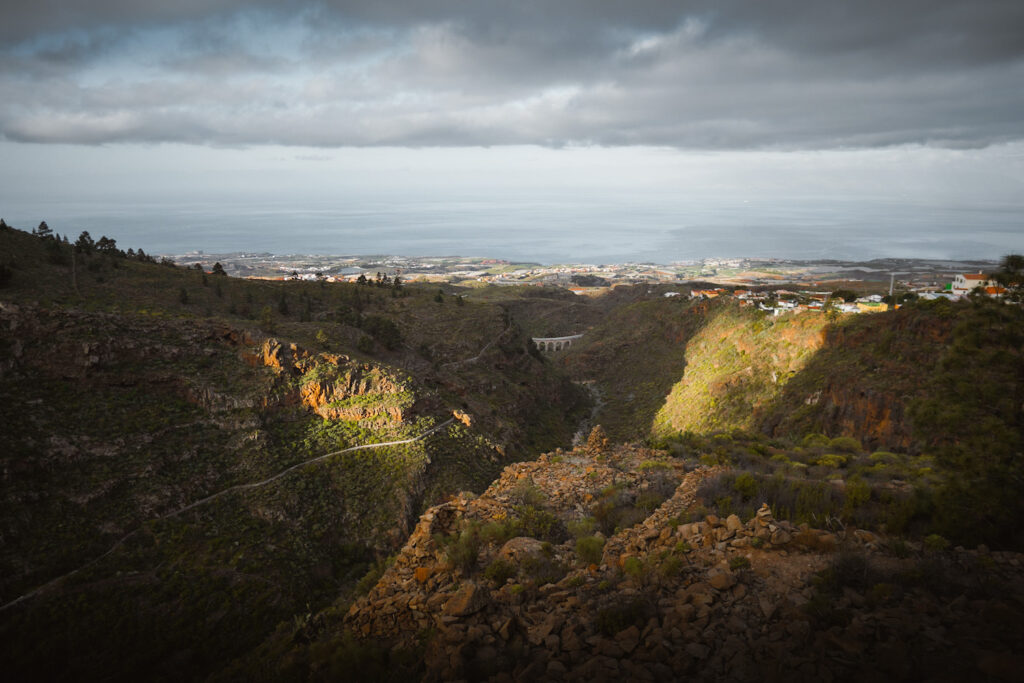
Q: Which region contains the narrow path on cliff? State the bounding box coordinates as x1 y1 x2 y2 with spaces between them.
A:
0 417 455 613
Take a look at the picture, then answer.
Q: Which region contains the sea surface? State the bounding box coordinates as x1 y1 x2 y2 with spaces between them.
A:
2 195 1020 264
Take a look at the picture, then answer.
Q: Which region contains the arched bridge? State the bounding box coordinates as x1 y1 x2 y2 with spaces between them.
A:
532 334 583 352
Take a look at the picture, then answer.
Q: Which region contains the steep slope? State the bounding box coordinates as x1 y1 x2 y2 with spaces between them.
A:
753 302 957 449
561 295 709 441
0 226 587 681
647 298 1024 545
0 303 461 681
651 302 828 440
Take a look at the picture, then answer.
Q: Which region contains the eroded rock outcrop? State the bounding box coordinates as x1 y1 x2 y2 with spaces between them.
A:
239 336 415 425
339 440 1024 683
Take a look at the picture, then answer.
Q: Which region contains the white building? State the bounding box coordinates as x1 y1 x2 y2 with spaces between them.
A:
951 272 995 296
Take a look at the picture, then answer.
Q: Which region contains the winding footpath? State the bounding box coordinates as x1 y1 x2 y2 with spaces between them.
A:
440 320 513 369
0 417 455 613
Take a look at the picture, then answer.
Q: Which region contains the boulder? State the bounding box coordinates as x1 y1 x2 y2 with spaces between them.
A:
498 537 547 565
444 581 487 617
708 568 737 591
615 625 641 654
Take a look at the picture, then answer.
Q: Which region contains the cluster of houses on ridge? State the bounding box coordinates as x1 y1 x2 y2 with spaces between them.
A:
668 271 1009 316
678 288 889 315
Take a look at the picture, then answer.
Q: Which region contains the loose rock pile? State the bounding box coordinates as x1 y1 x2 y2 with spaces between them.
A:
343 441 1024 682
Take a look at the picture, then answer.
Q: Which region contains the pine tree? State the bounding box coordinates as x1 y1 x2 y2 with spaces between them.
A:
96 236 118 254
75 231 95 254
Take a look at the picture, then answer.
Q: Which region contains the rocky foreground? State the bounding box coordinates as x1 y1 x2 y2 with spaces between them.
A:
342 441 1024 682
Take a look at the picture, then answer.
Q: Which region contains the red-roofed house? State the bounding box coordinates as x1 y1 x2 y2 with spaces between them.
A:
951 272 995 296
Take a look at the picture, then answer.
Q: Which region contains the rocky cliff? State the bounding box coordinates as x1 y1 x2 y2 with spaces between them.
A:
754 304 957 451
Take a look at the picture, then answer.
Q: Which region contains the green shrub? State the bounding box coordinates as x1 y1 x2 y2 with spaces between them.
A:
436 525 481 572
360 315 403 350
520 554 566 586
484 559 516 585
714 495 735 516
575 535 605 565
733 472 758 500
729 556 751 571
923 534 950 552
814 453 848 468
802 433 831 449
567 517 597 539
659 555 683 578
886 538 911 558
511 478 547 507
480 520 520 545
635 491 667 514
621 556 646 580
829 436 863 453
514 505 565 543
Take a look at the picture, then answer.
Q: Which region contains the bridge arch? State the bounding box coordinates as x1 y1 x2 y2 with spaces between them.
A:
531 334 583 353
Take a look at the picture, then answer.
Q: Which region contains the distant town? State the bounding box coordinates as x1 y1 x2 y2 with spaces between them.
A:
166 251 1005 313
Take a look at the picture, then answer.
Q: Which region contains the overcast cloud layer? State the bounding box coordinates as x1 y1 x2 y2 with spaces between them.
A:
3 0 1024 149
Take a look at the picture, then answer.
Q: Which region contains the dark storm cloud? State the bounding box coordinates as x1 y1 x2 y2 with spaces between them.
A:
1 0 1022 148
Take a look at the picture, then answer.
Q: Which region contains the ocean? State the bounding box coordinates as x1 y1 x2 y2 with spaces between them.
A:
1 194 1019 264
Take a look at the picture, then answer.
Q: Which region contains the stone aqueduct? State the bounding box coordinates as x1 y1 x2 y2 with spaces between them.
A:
531 334 583 352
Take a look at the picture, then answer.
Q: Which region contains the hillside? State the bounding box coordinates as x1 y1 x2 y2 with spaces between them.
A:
227 438 1024 682
647 299 1024 545
0 225 587 681
651 301 828 440
2 223 1023 680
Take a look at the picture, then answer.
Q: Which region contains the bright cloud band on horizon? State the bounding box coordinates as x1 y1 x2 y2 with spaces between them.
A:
3 0 1024 150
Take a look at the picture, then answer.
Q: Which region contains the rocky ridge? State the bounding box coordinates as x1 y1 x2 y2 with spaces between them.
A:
339 439 1024 683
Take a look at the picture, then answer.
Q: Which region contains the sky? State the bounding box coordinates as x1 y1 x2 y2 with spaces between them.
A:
1 0 1023 261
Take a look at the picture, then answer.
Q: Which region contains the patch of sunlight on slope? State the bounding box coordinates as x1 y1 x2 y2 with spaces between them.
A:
651 304 829 440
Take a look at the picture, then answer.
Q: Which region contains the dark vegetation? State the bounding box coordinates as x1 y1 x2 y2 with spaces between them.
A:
679 431 936 537
0 223 587 681
2 219 1022 680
